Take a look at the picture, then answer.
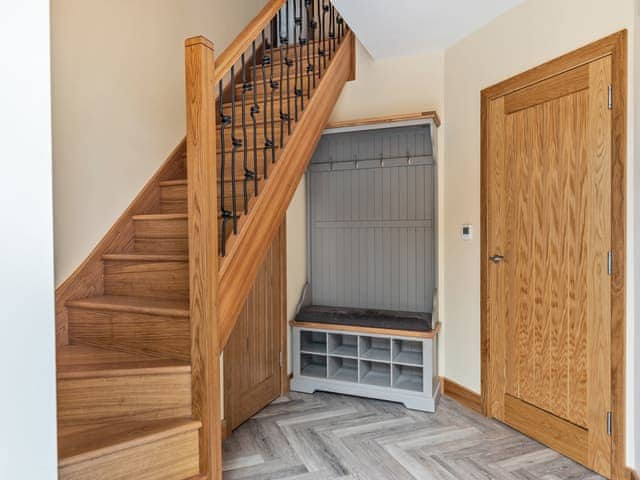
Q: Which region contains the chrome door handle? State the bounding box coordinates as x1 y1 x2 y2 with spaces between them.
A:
489 254 505 264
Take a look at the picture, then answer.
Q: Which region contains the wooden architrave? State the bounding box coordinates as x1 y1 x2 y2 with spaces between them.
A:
480 30 627 479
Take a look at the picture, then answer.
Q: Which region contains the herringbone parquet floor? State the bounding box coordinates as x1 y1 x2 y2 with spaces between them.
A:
222 392 604 480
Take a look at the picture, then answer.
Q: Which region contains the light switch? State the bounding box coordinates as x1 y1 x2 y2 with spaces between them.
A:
462 224 472 240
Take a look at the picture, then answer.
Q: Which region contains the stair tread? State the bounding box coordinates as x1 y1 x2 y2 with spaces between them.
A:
133 213 188 221
66 295 188 317
58 417 201 467
103 253 188 262
57 344 190 379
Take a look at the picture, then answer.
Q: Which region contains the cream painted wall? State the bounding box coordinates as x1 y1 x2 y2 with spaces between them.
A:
52 0 266 285
444 0 635 464
285 178 308 372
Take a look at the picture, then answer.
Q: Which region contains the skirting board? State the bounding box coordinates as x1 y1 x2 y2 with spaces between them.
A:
441 377 482 414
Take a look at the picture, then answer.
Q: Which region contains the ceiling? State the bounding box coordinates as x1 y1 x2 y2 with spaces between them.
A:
331 0 527 59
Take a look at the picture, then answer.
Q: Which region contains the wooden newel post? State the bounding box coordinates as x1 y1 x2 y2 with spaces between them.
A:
184 36 221 480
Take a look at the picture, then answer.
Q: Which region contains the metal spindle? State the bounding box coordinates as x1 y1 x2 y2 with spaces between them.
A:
269 22 277 165
294 0 302 117
241 53 250 213
329 4 336 57
285 2 292 135
219 80 230 256
251 40 259 196
261 30 270 179
305 0 313 96
229 66 239 234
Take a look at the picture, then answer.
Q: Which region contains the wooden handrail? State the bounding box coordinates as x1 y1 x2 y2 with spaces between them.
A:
184 36 221 480
213 0 286 84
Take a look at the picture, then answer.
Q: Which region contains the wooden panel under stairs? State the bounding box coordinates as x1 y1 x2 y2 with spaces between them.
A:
58 418 200 480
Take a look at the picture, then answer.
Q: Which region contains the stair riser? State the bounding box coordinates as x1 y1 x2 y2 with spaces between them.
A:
103 260 188 301
134 237 188 255
57 371 191 428
59 427 199 480
159 183 260 214
133 217 187 239
68 308 190 361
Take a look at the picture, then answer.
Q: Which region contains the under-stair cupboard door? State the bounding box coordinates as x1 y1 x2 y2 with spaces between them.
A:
308 124 436 313
223 221 286 431
485 57 614 477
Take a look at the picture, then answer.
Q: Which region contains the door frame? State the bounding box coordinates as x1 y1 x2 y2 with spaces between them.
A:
480 31 627 478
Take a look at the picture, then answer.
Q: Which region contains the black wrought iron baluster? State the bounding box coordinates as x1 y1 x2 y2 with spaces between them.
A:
308 0 317 88
261 30 271 179
294 0 303 117
316 0 323 78
284 2 292 137
229 66 239 234
329 4 336 57
304 0 313 96
240 52 252 214
218 80 231 256
251 40 259 196
269 20 277 164
322 1 329 70
337 14 344 42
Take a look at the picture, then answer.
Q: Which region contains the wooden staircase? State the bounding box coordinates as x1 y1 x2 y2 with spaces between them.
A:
54 1 355 479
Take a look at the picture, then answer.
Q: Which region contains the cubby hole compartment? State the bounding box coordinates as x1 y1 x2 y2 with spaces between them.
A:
328 333 358 357
328 356 358 383
300 331 327 354
359 336 391 362
359 360 391 387
392 364 423 392
392 339 423 366
300 353 327 378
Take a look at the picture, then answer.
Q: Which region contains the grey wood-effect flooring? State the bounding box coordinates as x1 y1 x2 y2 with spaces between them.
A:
222 392 604 480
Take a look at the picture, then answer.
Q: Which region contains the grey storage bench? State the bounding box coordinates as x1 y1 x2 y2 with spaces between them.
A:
291 306 440 412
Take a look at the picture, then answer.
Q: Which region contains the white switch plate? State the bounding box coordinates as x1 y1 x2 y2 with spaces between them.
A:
462 224 472 240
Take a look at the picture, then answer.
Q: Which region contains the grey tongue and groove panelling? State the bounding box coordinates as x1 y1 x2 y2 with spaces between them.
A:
309 124 435 312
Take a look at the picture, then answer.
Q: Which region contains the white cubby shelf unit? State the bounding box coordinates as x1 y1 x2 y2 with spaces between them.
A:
291 324 441 412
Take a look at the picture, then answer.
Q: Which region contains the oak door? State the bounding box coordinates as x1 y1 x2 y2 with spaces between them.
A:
485 58 612 477
223 222 286 431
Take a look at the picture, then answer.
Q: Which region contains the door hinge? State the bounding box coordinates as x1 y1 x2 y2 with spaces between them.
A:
607 411 613 436
279 351 283 368
607 251 613 276
608 84 613 110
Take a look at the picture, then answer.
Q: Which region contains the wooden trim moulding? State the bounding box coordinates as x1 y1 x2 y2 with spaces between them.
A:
441 377 482 414
54 139 186 346
326 111 441 130
289 320 441 340
480 30 627 480
217 30 356 350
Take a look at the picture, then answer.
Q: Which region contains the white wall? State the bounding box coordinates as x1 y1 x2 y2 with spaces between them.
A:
0 2 58 479
443 0 635 464
51 0 266 285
